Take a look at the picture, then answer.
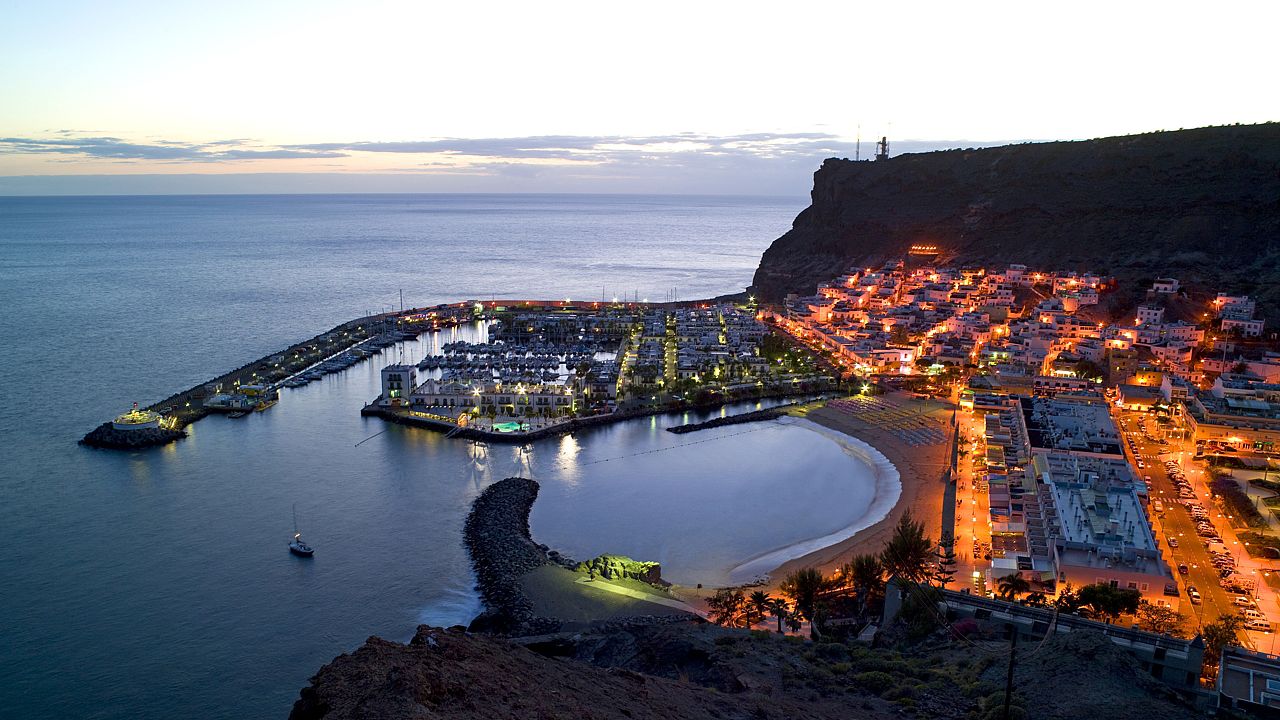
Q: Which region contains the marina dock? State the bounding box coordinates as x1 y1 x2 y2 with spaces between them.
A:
81 302 479 450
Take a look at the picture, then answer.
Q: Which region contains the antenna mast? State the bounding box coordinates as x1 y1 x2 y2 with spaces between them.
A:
875 136 889 162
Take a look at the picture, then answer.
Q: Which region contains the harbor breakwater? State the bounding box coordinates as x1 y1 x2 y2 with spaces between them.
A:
79 302 480 451
463 477 691 637
463 477 564 636
665 404 796 434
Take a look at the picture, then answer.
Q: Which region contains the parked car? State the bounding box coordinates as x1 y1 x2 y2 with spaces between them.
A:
1189 587 1202 604
1178 564 1189 575
1168 538 1179 548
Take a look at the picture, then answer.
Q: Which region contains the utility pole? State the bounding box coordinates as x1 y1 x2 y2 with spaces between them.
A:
1002 625 1017 720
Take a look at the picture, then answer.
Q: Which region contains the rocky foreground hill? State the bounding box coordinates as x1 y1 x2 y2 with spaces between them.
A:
752 123 1280 319
290 477 1206 719
289 622 1201 720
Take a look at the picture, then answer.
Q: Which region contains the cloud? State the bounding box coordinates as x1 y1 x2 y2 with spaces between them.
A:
0 136 345 161
284 132 863 161
1 131 1016 169
0 131 1025 194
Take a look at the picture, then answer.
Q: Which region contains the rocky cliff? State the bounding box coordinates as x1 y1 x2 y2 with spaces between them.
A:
752 123 1280 318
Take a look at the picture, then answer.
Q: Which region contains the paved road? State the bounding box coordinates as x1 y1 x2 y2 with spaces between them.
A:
1115 411 1262 649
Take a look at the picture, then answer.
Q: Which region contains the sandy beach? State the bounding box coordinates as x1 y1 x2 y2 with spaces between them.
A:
756 394 953 591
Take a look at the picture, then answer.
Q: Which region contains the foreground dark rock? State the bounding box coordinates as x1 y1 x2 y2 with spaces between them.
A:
752 123 1280 320
290 622 1205 720
79 422 186 450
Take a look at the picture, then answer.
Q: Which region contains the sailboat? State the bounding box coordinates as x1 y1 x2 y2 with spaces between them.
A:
288 504 314 557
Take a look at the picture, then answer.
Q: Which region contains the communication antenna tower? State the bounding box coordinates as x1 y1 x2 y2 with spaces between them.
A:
875 136 889 162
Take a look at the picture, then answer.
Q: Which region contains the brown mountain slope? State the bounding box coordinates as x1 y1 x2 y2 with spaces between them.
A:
289 623 1203 720
752 123 1280 319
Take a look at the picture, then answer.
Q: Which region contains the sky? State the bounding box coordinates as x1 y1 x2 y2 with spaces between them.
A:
1 0 1277 195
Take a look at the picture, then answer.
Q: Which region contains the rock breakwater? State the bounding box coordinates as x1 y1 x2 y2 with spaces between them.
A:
665 406 789 434
463 477 561 636
79 422 187 450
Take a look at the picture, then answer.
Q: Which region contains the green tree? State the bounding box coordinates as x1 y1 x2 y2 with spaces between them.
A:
934 537 958 588
997 572 1032 601
1203 613 1244 668
1077 583 1141 622
1135 602 1185 637
706 588 745 627
747 590 772 626
780 568 833 622
1073 359 1104 381
1054 586 1084 614
881 511 934 584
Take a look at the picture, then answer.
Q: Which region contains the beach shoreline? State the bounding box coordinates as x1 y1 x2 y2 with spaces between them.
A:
725 415 902 584
749 396 953 593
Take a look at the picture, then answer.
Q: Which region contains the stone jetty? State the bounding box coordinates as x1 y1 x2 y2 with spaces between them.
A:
79 422 187 450
463 477 563 636
665 405 792 434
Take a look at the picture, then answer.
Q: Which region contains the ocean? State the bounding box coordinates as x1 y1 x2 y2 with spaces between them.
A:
0 194 881 719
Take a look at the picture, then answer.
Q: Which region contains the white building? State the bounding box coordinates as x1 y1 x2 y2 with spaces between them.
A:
1222 316 1266 338
1135 304 1165 326
379 365 417 406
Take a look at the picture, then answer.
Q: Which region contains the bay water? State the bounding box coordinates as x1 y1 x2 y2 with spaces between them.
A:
0 194 881 719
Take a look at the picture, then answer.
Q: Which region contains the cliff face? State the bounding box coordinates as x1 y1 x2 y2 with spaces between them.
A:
752 123 1280 318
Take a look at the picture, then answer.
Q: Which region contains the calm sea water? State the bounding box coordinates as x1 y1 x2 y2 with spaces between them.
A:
0 194 879 720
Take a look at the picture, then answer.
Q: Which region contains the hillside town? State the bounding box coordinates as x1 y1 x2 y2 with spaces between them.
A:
763 256 1280 687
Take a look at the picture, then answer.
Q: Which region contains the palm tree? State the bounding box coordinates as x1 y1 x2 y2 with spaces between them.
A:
766 597 789 634
780 568 831 621
997 572 1032 601
747 590 771 627
881 511 934 584
844 554 885 611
